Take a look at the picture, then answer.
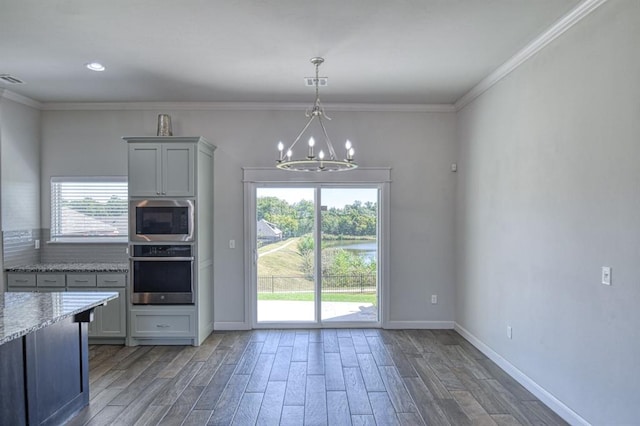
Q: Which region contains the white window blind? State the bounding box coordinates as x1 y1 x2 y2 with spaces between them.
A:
51 177 128 242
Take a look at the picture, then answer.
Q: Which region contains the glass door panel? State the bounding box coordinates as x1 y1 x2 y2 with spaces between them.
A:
256 187 316 323
320 188 379 322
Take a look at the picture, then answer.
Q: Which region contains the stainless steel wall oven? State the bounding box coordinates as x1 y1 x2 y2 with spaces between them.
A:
130 244 194 304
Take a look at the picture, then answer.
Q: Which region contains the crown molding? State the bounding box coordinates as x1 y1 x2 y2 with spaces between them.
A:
41 101 455 113
0 89 43 109
454 0 609 111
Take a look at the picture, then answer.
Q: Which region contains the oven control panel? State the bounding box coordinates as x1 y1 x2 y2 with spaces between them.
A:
132 244 192 257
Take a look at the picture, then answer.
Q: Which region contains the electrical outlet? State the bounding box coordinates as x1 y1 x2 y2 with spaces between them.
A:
507 326 513 339
34 239 40 249
431 295 438 304
229 239 236 249
601 266 611 285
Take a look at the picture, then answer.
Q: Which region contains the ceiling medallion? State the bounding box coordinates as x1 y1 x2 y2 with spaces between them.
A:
276 57 357 172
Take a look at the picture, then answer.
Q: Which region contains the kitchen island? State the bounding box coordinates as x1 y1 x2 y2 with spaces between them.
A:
0 291 118 426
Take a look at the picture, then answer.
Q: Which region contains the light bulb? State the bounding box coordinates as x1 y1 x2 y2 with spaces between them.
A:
286 150 292 159
318 150 325 160
277 142 284 161
308 137 315 158
349 148 355 158
345 140 352 150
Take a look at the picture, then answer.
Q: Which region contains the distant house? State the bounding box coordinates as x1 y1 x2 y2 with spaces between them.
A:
257 219 283 242
59 206 122 236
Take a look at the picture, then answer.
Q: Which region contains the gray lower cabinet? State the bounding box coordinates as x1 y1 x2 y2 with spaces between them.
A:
93 287 126 338
6 272 127 341
129 307 195 340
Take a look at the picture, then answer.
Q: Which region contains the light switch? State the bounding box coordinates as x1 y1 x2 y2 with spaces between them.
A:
601 266 611 285
229 239 236 249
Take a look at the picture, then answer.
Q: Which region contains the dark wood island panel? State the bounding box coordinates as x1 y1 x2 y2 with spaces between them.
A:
0 292 117 425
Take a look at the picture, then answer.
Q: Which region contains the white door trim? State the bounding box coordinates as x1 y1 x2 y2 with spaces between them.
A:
243 167 391 329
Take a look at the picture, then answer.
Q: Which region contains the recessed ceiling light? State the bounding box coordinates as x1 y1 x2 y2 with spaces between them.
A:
85 62 106 72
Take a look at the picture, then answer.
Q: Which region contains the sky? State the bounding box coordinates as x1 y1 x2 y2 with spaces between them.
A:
257 187 378 209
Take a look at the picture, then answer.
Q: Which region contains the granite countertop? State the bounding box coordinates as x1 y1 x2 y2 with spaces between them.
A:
0 291 118 345
5 262 129 273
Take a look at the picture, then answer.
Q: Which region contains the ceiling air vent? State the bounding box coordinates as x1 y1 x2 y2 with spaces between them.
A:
304 77 328 87
0 74 25 84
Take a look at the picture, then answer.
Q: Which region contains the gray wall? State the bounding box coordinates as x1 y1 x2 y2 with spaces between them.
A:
41 108 458 327
1 96 40 231
0 94 41 290
455 1 640 424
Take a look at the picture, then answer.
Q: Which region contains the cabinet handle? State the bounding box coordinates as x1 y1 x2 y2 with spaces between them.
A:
103 280 119 283
156 324 171 328
156 191 161 195
15 279 29 283
74 280 89 283
43 279 58 283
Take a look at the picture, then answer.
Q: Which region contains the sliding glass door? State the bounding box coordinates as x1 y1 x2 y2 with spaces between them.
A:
320 188 378 322
255 185 379 326
256 187 316 322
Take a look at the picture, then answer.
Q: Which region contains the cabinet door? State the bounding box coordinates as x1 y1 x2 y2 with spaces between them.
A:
162 144 195 197
94 288 126 338
128 143 162 197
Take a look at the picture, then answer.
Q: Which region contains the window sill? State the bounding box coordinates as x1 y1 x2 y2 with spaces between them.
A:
47 238 128 244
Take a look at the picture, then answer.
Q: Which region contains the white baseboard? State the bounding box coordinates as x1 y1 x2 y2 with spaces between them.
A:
454 323 589 426
214 321 251 331
384 320 455 329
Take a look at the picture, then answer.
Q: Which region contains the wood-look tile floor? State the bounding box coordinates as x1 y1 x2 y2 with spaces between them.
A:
66 329 568 425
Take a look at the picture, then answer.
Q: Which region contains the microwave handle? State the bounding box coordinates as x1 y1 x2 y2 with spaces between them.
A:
130 257 195 261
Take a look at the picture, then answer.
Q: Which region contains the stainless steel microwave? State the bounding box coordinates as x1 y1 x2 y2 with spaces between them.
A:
129 199 195 242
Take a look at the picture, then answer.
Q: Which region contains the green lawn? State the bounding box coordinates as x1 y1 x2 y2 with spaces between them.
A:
257 291 377 305
258 237 305 277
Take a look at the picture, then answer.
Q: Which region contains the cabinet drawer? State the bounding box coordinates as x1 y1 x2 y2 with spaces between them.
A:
130 311 194 337
97 274 126 288
7 273 36 287
67 274 97 287
36 274 66 287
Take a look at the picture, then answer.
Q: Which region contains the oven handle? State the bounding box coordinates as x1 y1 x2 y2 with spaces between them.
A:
130 257 195 261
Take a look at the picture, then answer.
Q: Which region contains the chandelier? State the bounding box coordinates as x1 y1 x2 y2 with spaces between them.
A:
276 57 357 172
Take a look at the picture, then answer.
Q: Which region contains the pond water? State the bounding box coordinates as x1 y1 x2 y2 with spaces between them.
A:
323 240 377 262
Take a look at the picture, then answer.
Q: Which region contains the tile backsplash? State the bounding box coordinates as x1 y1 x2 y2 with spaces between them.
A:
2 229 41 267
2 228 128 267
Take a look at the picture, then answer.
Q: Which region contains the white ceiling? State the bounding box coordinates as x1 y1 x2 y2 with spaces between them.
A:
0 0 581 105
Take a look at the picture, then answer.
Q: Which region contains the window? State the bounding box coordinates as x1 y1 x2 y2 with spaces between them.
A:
51 177 128 242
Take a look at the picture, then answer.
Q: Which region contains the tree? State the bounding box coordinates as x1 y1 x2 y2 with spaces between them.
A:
297 234 314 276
257 197 293 221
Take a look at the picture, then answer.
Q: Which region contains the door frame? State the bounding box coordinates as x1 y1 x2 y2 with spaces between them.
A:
243 167 391 329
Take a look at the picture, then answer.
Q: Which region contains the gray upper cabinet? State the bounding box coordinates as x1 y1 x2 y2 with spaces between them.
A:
127 140 195 197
